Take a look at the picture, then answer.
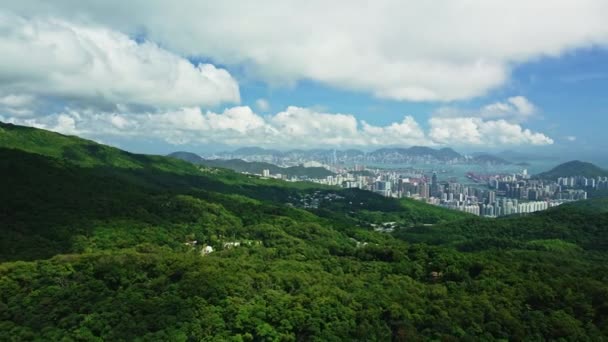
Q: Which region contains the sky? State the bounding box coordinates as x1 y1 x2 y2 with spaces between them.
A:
0 1 607 161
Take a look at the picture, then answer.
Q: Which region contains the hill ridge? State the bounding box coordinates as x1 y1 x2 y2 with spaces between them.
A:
537 160 608 179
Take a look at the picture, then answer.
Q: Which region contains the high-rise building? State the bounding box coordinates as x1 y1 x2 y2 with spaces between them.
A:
487 190 496 204
431 172 438 196
528 189 539 201
419 183 430 199
374 180 391 197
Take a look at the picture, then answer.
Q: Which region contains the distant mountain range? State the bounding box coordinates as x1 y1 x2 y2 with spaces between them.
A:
206 146 513 165
536 160 608 179
497 150 559 162
470 153 512 165
168 151 335 179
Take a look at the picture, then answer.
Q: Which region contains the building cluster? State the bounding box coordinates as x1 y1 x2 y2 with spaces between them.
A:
361 171 571 217
287 191 344 209
252 165 593 218
557 176 608 190
437 198 560 217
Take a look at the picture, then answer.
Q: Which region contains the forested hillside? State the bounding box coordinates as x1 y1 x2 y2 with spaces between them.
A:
536 160 608 179
1 122 608 340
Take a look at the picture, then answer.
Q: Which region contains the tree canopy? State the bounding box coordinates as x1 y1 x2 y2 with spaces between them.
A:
1 122 608 340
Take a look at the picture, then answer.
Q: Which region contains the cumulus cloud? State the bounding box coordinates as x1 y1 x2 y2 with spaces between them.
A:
434 96 538 122
2 105 553 149
0 94 34 107
0 11 239 109
507 96 536 116
429 117 554 146
0 94 37 117
4 1 608 101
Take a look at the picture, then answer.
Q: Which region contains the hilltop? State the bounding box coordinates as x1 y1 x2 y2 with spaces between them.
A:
536 160 608 179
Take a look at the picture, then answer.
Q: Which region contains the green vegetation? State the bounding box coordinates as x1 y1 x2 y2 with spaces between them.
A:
1 122 608 340
536 160 608 179
168 151 335 179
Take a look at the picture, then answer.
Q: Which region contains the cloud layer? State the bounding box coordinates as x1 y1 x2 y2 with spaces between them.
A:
0 6 565 150
0 12 240 109
1 104 554 149
434 96 539 123
4 1 608 101
429 117 553 146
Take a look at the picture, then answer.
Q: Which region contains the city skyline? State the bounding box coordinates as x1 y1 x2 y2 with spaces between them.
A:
252 162 598 218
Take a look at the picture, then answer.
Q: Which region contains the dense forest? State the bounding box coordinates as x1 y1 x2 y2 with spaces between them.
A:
1 122 608 341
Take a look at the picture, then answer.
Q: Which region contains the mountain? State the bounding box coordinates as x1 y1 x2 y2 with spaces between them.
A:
209 146 509 165
536 160 608 179
2 121 608 340
167 151 206 164
368 146 463 163
0 121 466 262
470 153 512 165
212 148 367 164
0 122 191 172
232 146 284 156
498 149 559 162
168 151 335 179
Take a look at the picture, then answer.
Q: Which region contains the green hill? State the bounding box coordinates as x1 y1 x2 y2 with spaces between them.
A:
537 160 608 179
0 122 199 173
394 199 608 251
168 151 335 179
0 122 465 262
1 122 608 340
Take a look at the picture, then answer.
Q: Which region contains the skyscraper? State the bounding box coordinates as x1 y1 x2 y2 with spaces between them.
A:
487 190 496 204
420 183 430 199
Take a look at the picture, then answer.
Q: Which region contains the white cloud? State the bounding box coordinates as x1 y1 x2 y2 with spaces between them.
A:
2 105 553 148
0 94 37 117
53 114 78 135
361 117 427 146
429 117 553 146
566 135 577 142
4 1 608 101
0 11 239 109
0 94 34 107
507 96 536 116
435 96 538 122
255 98 270 112
109 114 133 130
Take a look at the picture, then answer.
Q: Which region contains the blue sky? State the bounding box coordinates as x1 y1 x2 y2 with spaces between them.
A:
0 1 607 163
234 47 608 155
